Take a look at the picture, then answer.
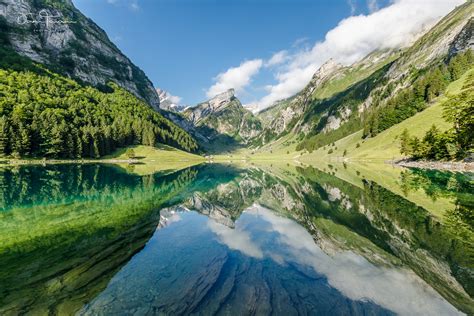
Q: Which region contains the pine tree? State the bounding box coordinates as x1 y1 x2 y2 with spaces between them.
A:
0 116 9 156
47 124 65 158
18 123 31 157
142 126 156 147
422 125 440 159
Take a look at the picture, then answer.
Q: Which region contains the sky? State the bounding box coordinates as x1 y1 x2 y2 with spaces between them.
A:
73 0 465 110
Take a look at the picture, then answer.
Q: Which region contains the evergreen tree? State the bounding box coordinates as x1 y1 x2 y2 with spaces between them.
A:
443 88 474 157
18 123 31 156
0 116 9 156
0 66 198 159
399 129 412 156
422 125 440 159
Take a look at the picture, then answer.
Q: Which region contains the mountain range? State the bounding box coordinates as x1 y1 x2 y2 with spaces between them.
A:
157 2 473 157
0 0 472 159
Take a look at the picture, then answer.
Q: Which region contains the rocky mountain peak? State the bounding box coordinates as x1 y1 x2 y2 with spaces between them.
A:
208 89 236 110
183 89 238 125
157 88 185 112
312 59 343 84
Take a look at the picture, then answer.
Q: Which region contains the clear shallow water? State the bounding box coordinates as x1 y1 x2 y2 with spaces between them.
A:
0 163 472 315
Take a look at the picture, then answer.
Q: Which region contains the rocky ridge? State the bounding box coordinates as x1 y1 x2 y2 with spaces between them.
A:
180 89 263 146
0 0 160 108
157 88 186 112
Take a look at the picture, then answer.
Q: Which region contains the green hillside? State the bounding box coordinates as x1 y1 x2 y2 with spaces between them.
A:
0 49 198 159
303 67 473 161
312 50 399 100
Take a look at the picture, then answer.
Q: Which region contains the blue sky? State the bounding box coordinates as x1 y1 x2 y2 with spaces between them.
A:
73 0 463 109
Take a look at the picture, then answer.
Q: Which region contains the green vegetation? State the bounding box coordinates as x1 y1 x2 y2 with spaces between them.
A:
185 97 262 153
0 67 198 159
297 165 474 313
313 50 399 100
364 50 473 138
0 16 198 159
125 148 136 159
296 62 393 152
305 65 473 161
0 164 200 315
399 70 473 160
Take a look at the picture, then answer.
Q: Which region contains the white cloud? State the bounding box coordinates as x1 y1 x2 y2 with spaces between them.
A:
168 94 182 105
111 35 123 42
208 220 263 258
265 50 289 67
130 0 139 11
248 0 465 110
242 205 461 316
206 59 263 98
367 0 379 13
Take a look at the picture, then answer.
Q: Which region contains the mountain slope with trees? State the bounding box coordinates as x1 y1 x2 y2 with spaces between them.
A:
0 47 198 158
0 1 200 159
0 0 160 108
300 66 473 162
255 2 473 163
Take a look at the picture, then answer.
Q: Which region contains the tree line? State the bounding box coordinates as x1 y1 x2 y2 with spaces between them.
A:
0 68 198 159
399 71 473 160
364 50 474 137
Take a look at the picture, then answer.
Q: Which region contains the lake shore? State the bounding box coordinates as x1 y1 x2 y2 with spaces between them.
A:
0 158 140 166
393 159 474 172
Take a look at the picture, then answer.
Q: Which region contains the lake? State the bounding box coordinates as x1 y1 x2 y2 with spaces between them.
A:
0 162 472 315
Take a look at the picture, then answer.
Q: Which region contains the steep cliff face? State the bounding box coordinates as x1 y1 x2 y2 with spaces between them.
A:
254 58 345 145
449 16 473 56
182 89 263 145
0 0 160 108
184 89 237 125
387 3 473 81
268 59 343 136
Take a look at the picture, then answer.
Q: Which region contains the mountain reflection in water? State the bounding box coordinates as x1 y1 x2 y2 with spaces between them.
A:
0 163 472 315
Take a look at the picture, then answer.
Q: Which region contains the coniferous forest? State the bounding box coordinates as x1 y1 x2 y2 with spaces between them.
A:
399 71 474 160
364 50 474 138
0 51 198 159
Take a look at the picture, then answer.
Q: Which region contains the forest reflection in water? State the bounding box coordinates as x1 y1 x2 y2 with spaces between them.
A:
0 162 472 315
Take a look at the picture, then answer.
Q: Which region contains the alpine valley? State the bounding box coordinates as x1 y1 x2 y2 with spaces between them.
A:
0 0 472 162
0 0 473 315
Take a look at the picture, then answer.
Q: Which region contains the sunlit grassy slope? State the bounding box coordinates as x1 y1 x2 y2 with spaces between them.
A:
302 67 473 162
105 145 205 175
213 132 300 162
312 50 399 100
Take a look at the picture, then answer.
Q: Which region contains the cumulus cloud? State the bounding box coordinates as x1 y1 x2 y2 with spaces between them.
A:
206 59 263 98
208 220 263 258
250 0 465 110
265 50 289 67
168 94 182 104
242 205 460 316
